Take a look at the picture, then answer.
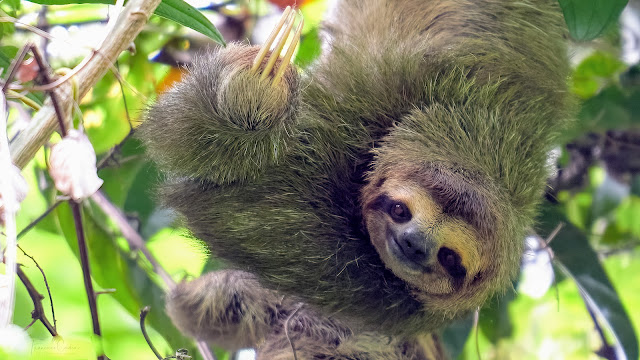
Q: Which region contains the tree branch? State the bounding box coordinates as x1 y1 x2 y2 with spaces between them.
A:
18 245 57 333
9 0 163 169
16 266 57 336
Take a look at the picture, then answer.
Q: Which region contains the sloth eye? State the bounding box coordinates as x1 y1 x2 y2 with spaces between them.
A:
388 202 411 223
438 247 467 279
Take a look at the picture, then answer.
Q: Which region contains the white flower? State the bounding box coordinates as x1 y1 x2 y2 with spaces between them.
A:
0 323 32 355
0 163 28 224
49 129 103 201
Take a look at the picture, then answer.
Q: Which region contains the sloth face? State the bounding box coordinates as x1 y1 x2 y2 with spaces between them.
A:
362 171 491 298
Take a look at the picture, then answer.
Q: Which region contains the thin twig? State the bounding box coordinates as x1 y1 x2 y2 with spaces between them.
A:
284 303 303 360
140 306 163 360
16 266 57 336
96 131 133 170
1 44 31 93
30 45 68 137
17 200 63 240
18 245 57 332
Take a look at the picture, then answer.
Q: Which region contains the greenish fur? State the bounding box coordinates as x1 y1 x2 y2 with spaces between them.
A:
139 0 571 357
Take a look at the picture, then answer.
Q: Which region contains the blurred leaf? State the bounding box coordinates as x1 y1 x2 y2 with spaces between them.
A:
0 45 18 76
56 202 141 315
571 86 633 141
25 0 225 44
572 52 626 99
564 191 592 229
616 196 640 238
631 175 640 197
294 27 321 69
0 0 21 11
601 222 626 245
479 290 515 343
538 204 639 360
592 171 630 220
558 0 628 41
439 312 474 359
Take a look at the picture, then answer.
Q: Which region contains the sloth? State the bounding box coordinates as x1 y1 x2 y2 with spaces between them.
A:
139 0 571 358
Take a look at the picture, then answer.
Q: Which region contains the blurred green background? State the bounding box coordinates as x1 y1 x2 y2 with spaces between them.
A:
1 0 640 359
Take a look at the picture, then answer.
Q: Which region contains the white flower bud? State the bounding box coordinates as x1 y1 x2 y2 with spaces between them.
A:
0 164 28 223
49 129 103 201
0 322 32 355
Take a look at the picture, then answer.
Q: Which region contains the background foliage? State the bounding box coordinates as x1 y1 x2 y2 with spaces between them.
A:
1 0 639 359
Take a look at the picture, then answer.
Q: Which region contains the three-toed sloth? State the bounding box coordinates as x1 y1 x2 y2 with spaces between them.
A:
140 0 571 358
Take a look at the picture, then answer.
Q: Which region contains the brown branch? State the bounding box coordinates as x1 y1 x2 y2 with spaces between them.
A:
30 45 68 137
17 200 63 240
1 44 31 93
16 266 57 336
18 245 56 332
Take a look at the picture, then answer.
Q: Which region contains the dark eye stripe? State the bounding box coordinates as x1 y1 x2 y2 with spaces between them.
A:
437 247 466 279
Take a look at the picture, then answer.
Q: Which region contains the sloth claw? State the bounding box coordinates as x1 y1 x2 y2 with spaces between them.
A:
250 6 303 86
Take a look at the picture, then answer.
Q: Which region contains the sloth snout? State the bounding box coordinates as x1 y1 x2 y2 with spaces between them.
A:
398 230 434 266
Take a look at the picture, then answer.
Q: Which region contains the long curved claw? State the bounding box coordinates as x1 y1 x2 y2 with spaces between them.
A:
272 16 303 86
251 6 303 86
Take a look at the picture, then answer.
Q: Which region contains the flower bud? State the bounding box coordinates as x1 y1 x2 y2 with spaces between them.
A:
49 130 103 201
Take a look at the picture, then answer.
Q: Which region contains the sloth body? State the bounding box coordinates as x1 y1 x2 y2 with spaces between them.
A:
141 0 570 358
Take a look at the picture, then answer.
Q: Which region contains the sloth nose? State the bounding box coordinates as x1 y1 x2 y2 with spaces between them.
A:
398 230 434 266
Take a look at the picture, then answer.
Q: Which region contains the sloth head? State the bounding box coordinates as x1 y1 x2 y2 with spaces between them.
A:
361 160 516 315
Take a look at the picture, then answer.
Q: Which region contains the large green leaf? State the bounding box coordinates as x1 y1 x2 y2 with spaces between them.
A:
558 0 628 41
25 0 225 45
537 204 639 360
54 201 196 356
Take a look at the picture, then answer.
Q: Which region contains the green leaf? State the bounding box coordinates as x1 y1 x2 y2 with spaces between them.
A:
479 290 515 343
54 201 196 355
0 46 18 75
572 51 626 99
294 27 322 69
25 0 225 44
558 0 628 41
537 204 639 360
155 0 225 45
439 312 474 359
